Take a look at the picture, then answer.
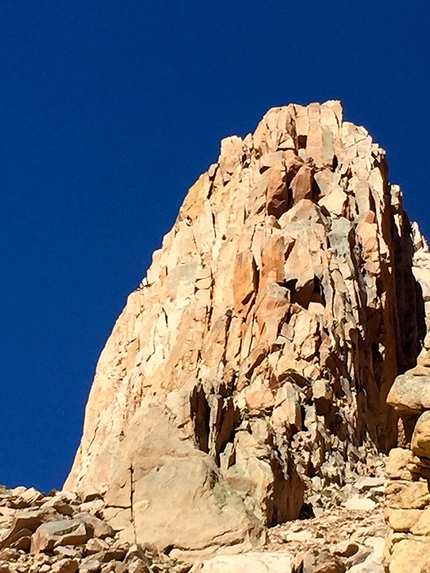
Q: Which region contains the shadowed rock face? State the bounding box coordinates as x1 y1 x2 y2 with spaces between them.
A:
65 101 430 557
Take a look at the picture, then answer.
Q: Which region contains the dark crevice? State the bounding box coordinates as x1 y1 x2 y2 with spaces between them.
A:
190 385 210 453
129 463 137 544
297 135 307 149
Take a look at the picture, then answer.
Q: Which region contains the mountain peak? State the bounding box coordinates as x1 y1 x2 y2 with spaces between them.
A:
65 101 430 559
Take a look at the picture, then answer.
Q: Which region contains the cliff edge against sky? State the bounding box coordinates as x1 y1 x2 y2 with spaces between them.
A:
65 101 430 560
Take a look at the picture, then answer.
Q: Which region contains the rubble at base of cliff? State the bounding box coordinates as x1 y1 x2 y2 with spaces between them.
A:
0 458 387 573
0 483 189 573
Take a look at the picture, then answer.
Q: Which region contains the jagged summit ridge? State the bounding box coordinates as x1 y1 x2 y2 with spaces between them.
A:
65 101 430 557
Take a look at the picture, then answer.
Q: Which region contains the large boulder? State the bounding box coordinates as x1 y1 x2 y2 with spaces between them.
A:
411 411 430 458
387 372 430 413
100 404 263 559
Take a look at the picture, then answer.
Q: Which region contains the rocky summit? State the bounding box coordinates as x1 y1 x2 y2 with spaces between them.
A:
3 101 430 572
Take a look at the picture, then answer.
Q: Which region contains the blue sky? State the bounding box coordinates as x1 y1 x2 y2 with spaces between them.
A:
1 1 429 492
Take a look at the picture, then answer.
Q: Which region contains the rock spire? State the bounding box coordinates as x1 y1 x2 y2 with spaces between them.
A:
65 101 430 558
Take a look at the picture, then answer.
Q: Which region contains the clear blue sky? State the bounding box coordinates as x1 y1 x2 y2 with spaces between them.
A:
1 0 429 493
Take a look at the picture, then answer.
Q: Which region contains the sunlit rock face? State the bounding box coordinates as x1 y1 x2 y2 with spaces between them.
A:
65 101 430 558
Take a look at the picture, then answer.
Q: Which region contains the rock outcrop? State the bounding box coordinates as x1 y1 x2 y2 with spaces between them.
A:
65 101 430 557
384 343 430 572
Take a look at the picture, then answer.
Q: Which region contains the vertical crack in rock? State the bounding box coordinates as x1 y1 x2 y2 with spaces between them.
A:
129 463 137 545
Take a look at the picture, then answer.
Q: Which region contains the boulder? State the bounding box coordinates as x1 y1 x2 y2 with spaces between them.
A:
344 495 376 512
51 559 79 573
385 481 430 510
302 548 346 573
348 536 384 572
199 552 294 573
385 448 414 480
31 519 93 554
80 559 102 573
386 508 421 532
411 411 430 457
0 511 42 549
78 513 115 540
387 372 430 413
410 506 430 535
102 404 263 559
389 539 430 573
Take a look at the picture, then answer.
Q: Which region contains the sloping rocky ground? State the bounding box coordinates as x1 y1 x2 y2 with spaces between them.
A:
266 472 386 573
0 485 188 573
0 459 386 573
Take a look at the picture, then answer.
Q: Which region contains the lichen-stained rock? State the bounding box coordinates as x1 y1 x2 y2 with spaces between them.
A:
101 404 263 559
65 101 430 555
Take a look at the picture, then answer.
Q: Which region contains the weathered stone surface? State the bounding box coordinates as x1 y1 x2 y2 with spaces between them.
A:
411 411 430 458
385 508 422 532
385 448 414 480
85 537 110 554
344 495 376 512
386 481 430 510
0 485 189 573
290 165 314 203
388 539 430 573
348 536 384 572
409 506 430 535
199 552 293 573
302 548 346 573
31 519 93 554
80 559 102 573
0 512 42 549
78 513 115 540
39 498 74 516
332 540 359 557
102 404 263 558
51 559 79 573
0 476 390 573
64 101 430 555
387 373 430 413
385 376 430 566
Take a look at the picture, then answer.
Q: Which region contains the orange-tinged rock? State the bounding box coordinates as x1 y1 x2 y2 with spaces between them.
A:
65 101 430 556
290 165 314 204
233 249 258 311
411 411 430 458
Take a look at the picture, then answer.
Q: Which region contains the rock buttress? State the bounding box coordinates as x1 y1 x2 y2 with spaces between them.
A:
65 101 430 558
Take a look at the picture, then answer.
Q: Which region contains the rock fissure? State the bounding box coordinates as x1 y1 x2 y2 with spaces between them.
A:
129 464 136 545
